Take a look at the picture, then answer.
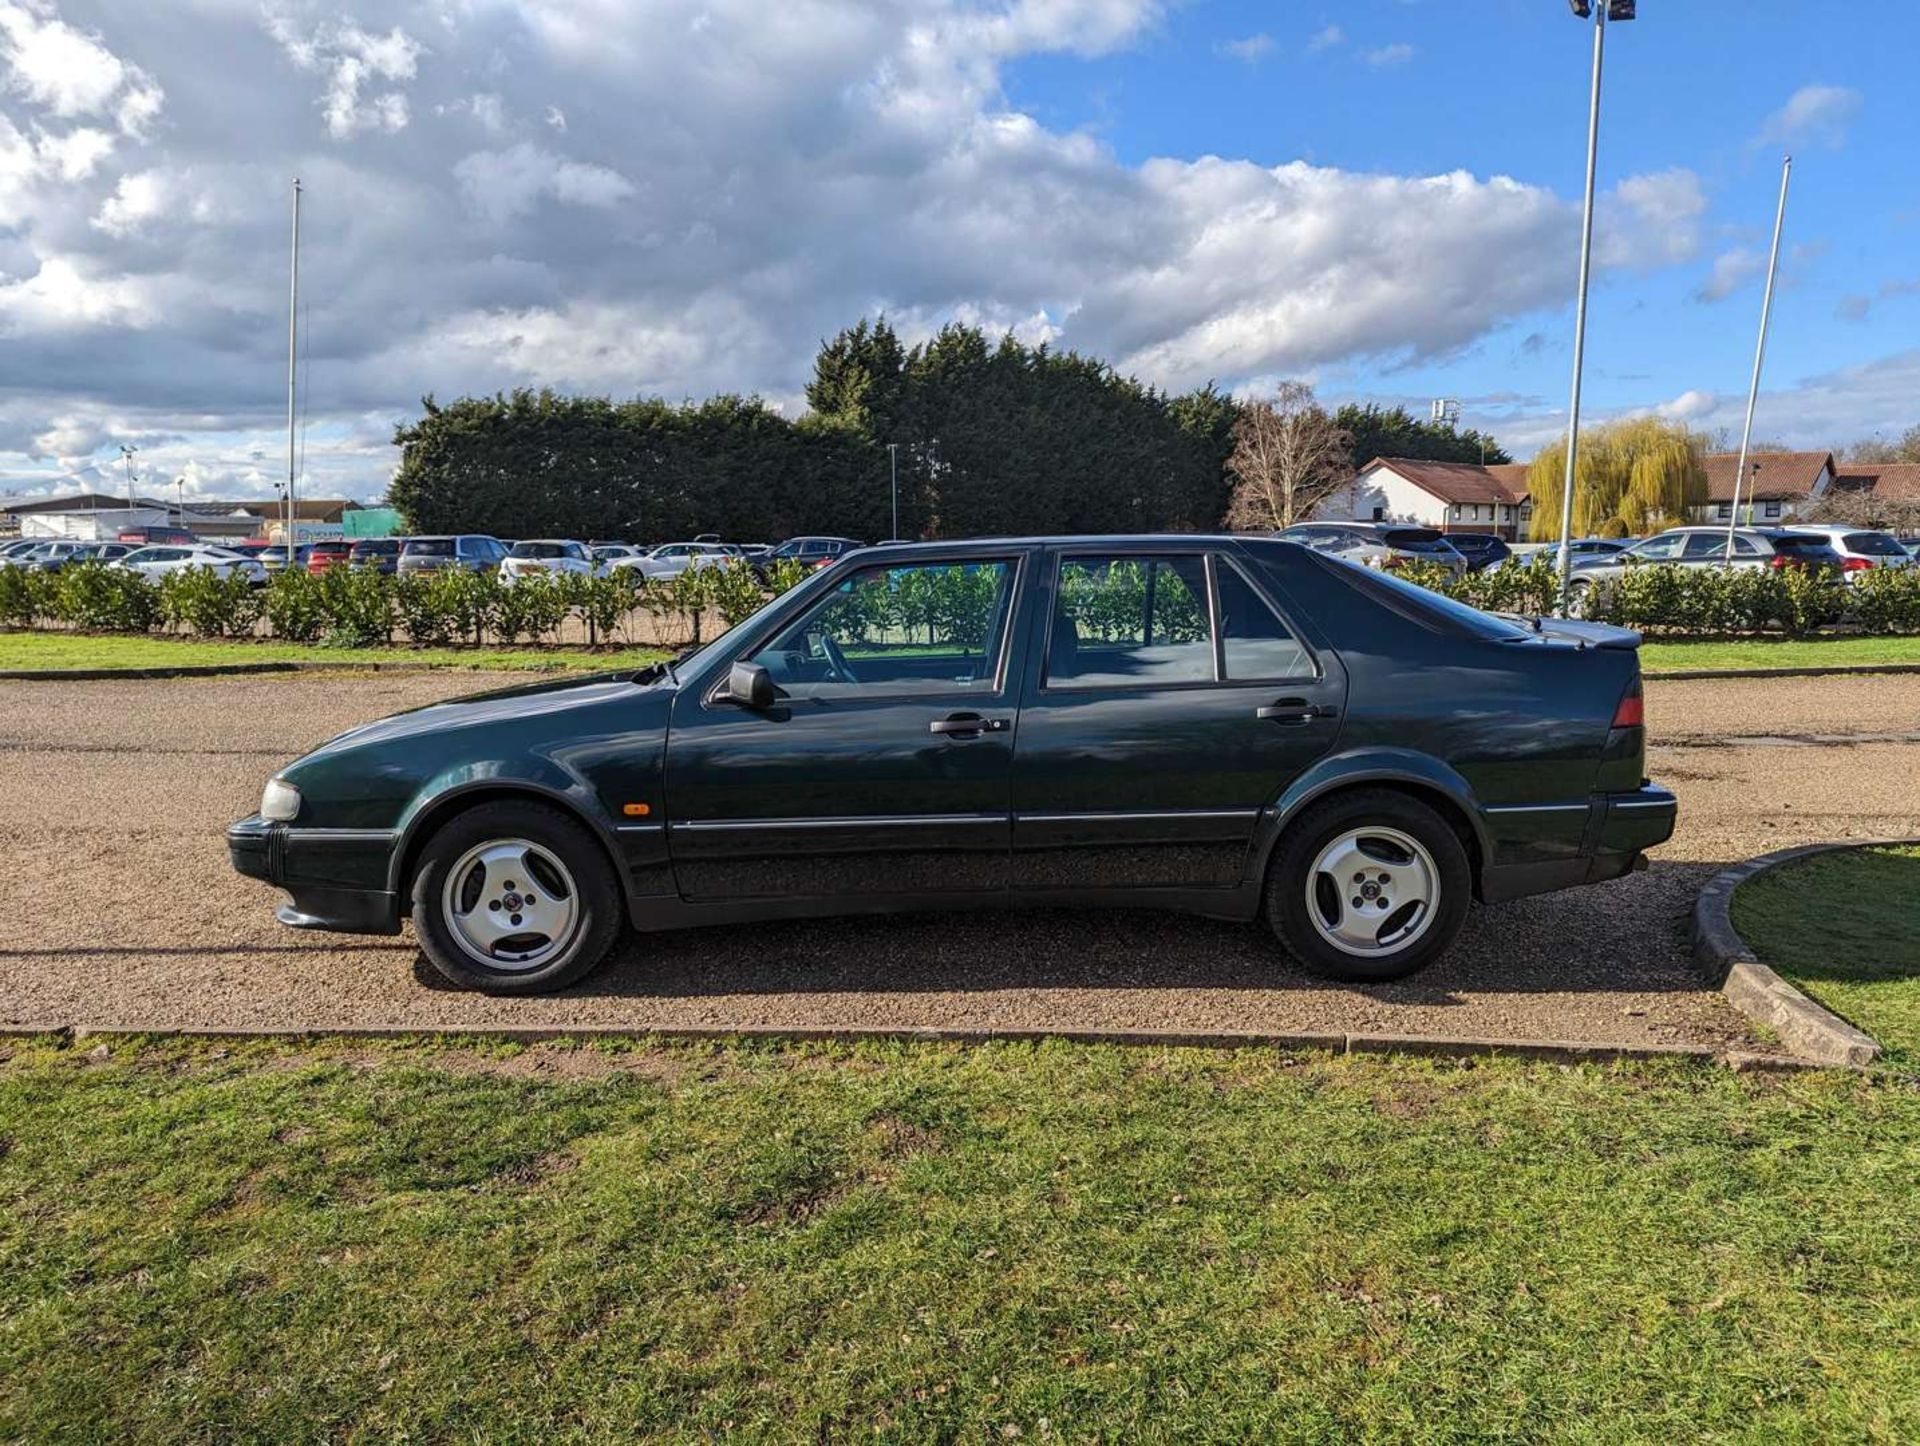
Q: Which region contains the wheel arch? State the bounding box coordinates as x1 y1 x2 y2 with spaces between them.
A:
389 780 628 914
1252 753 1489 894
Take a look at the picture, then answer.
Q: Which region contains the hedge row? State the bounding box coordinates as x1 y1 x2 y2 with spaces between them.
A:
1397 554 1920 638
0 559 812 649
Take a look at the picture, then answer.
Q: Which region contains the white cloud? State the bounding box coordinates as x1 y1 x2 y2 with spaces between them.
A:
1219 33 1273 64
1656 389 1718 421
0 256 152 333
543 105 567 131
453 142 636 224
0 0 164 135
1605 168 1707 266
1754 84 1861 150
1307 25 1343 51
1697 248 1765 303
268 16 422 140
1364 43 1414 68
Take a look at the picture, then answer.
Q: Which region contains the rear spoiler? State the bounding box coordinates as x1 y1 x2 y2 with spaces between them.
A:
1498 614 1643 651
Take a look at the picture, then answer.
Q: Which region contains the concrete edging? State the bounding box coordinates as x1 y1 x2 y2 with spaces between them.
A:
1691 839 1916 1068
1648 662 1920 682
0 1021 1820 1072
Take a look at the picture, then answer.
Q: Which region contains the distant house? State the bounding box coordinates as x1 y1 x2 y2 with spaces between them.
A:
0 492 362 542
1312 457 1533 540
1692 451 1835 525
1829 462 1920 512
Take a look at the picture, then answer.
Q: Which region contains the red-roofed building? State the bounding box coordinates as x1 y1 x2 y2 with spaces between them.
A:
1314 457 1533 539
1694 451 1836 524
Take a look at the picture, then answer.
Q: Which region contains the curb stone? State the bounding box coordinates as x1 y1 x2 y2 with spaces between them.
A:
0 1022 1821 1071
1647 662 1920 682
1692 839 1917 1068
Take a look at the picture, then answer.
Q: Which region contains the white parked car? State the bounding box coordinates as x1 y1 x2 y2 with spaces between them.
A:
1775 524 1914 579
498 539 598 584
115 545 269 585
609 541 740 580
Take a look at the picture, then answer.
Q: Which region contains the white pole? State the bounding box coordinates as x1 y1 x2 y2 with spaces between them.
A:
286 177 302 550
1724 154 1791 564
887 443 899 540
1555 3 1606 614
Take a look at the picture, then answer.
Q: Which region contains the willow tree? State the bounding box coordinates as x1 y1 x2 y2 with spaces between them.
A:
1526 418 1708 540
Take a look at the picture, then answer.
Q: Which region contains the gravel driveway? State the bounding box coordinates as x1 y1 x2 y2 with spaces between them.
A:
5 669 1917 1047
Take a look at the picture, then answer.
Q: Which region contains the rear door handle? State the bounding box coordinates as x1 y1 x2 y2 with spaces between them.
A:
930 715 1011 736
1256 699 1336 725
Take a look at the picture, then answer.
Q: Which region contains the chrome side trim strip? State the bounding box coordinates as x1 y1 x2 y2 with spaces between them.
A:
288 828 397 842
1016 809 1261 824
670 813 1004 832
1612 799 1678 810
1482 803 1590 816
614 822 666 833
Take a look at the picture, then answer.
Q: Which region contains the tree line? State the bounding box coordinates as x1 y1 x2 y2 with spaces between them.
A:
387 319 1508 541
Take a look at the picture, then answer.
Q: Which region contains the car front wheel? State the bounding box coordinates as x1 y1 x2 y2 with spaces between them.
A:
1264 789 1471 983
409 800 624 994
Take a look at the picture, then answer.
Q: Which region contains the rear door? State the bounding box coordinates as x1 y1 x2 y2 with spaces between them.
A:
1009 545 1346 892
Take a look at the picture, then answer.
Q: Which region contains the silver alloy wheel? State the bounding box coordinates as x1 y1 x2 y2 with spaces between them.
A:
1304 825 1439 958
440 837 580 972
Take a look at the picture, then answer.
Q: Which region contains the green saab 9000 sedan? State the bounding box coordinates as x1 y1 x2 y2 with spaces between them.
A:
229 536 1675 994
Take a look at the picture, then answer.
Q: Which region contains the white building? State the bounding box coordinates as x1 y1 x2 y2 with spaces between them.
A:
1692 451 1835 526
1313 457 1534 540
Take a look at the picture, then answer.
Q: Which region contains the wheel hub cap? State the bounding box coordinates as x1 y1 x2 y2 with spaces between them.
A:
1305 825 1440 959
441 838 579 972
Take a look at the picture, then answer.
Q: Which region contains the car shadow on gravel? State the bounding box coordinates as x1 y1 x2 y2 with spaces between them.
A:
407 860 1728 1006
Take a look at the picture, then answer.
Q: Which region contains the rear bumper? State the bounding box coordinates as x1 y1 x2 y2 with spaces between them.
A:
1478 785 1677 905
227 815 403 935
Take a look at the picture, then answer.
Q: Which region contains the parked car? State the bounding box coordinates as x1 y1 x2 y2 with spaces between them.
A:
1773 524 1913 578
230 534 1673 995
305 541 353 574
1507 539 1633 566
15 541 133 572
398 535 509 576
760 536 863 576
1444 532 1513 572
347 537 404 575
0 538 44 564
733 543 774 562
117 544 268 584
250 544 313 572
1566 526 1843 610
609 541 740 580
589 544 641 566
1271 522 1469 578
500 539 597 584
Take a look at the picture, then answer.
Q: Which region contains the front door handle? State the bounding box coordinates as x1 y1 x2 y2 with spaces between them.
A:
1256 699 1336 725
930 715 1010 736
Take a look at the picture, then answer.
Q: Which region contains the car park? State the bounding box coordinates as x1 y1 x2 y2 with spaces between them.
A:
1271 522 1470 578
500 539 597 583
1565 526 1843 609
117 544 269 584
1776 523 1913 577
230 533 1673 995
347 537 404 574
398 535 509 576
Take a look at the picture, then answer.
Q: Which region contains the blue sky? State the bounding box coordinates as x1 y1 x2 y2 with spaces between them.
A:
0 0 1914 504
1003 0 1920 453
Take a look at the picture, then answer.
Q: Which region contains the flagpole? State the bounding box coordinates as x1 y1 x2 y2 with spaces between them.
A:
1725 155 1790 561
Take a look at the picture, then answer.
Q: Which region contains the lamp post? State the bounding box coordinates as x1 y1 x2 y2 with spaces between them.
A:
174 477 185 525
886 442 899 541
1554 0 1636 614
119 444 138 516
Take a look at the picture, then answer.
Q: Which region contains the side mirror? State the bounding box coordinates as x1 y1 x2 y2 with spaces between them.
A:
722 660 776 710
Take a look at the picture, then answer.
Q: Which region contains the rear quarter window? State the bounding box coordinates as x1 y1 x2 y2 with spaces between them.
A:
1307 550 1535 643
1844 532 1906 556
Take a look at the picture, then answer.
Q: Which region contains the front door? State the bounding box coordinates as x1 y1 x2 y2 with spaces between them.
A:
1010 547 1345 892
665 553 1028 901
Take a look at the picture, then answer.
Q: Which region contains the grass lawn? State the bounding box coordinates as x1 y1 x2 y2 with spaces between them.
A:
0 630 669 674
1640 634 1920 674
1732 845 1920 1069
3 1036 1919 1440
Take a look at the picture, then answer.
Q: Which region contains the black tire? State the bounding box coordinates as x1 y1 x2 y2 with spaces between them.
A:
1264 788 1471 983
409 800 625 994
1566 578 1593 618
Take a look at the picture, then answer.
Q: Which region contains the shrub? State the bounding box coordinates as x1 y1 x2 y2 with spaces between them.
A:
261 567 329 642
315 566 395 646
489 573 569 643
706 560 771 627
1849 565 1920 635
394 573 452 646
764 558 809 595
0 563 52 626
52 562 159 632
560 571 634 645
158 566 260 637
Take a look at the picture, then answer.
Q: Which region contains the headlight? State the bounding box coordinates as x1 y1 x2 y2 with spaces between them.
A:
260 778 302 822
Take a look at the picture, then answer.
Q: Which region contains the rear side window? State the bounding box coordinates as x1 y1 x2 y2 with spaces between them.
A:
1049 555 1212 688
1218 562 1312 680
511 542 569 558
1382 529 1449 552
1844 532 1906 556
1769 535 1829 554
405 538 453 556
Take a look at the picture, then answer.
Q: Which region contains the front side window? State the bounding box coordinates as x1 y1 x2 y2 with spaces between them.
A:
1682 534 1727 561
1632 534 1685 561
746 559 1016 699
1048 554 1212 689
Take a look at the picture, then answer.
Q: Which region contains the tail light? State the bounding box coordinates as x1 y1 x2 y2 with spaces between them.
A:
1612 677 1644 729
1769 554 1792 570
1843 557 1873 572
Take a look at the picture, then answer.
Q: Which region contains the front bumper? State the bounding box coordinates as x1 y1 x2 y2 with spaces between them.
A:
227 815 403 935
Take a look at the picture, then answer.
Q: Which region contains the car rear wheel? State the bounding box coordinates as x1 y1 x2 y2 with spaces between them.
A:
410 800 624 994
1566 578 1594 618
1264 789 1471 983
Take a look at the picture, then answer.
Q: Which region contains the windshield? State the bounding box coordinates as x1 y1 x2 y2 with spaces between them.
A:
403 538 455 556
351 539 398 554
